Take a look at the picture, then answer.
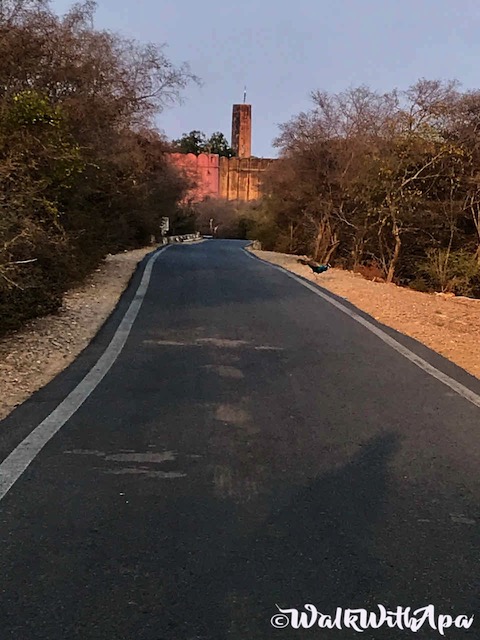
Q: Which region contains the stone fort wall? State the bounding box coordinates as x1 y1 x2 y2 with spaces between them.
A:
169 152 273 202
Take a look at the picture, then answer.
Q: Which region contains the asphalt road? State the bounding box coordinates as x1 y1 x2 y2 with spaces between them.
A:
0 239 479 639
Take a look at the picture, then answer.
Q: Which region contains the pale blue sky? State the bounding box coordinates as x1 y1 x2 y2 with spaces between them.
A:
51 0 480 157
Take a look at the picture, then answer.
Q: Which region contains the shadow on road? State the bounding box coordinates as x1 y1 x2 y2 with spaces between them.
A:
156 433 397 639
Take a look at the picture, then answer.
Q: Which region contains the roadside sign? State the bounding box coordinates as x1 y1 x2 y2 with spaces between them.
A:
160 217 170 235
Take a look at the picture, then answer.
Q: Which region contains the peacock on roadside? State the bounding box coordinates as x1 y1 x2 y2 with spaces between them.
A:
297 257 331 274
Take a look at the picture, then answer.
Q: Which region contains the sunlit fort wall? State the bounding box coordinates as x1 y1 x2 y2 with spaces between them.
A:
169 104 274 202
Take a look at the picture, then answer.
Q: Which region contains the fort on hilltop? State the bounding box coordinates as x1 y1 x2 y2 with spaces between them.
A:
169 104 274 202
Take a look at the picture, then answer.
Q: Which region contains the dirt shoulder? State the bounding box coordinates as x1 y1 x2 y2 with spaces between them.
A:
0 247 155 422
251 248 480 380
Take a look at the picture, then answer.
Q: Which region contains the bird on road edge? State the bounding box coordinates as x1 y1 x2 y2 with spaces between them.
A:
297 257 331 274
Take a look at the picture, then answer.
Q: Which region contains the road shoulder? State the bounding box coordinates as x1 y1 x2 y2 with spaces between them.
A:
0 247 155 422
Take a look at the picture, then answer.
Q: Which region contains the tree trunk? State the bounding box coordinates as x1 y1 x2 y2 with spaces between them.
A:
324 237 340 264
313 223 325 262
351 234 365 269
386 222 401 283
475 244 480 266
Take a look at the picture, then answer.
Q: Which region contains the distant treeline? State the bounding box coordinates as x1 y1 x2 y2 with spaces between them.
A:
249 80 480 296
0 0 197 334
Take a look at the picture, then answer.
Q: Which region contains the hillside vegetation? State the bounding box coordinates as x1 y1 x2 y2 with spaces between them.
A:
0 0 196 334
248 81 480 297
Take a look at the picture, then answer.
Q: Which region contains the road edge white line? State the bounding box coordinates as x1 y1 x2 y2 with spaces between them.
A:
0 245 171 501
244 248 480 411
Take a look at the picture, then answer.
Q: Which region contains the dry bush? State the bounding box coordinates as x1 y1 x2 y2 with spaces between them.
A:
353 263 386 282
253 79 480 296
0 0 196 334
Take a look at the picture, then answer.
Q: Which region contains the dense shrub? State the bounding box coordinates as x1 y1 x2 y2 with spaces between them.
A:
0 0 196 334
250 81 480 296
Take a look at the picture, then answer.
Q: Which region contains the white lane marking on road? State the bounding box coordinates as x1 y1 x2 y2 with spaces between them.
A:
101 468 186 478
244 249 480 410
143 338 284 350
0 245 171 501
105 452 176 463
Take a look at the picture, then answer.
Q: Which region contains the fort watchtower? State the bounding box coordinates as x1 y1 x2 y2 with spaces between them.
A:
231 104 252 159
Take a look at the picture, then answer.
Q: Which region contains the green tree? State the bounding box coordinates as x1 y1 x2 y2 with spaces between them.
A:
205 132 234 157
171 130 234 157
171 130 207 154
